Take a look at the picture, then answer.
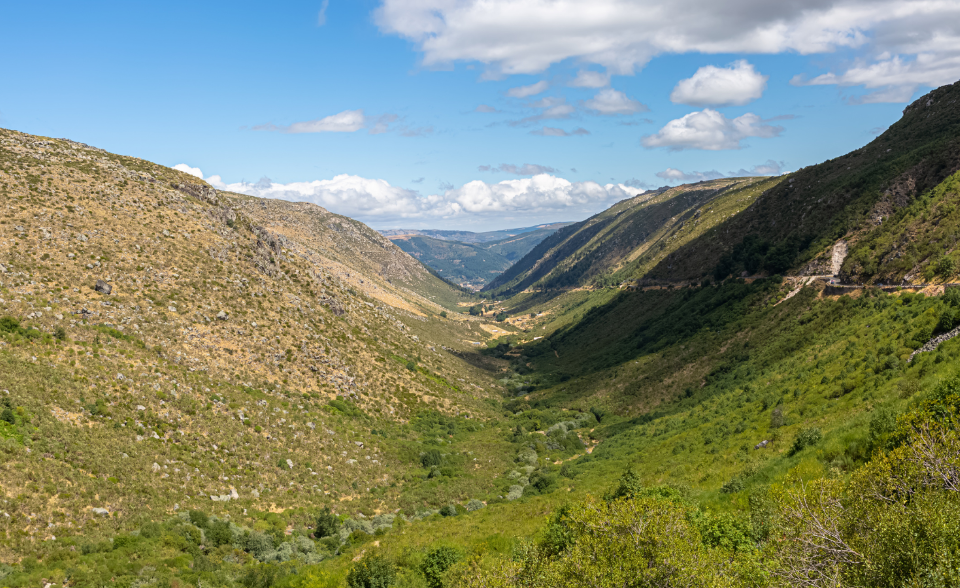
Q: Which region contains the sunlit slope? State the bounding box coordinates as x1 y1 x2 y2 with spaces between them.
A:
0 127 509 560
484 177 779 296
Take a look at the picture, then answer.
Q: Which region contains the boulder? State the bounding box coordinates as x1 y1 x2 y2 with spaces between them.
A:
94 280 112 295
216 310 228 320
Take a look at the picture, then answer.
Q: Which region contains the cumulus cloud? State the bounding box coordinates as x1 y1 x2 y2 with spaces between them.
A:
570 70 610 88
198 167 640 222
670 60 767 106
253 109 367 133
374 0 960 99
584 88 648 115
173 164 204 179
479 163 558 175
507 80 549 98
531 127 590 137
642 109 783 151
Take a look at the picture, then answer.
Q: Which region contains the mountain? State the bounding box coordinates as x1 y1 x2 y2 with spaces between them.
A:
379 223 570 244
0 127 519 567
386 224 571 290
483 177 781 295
5 81 960 588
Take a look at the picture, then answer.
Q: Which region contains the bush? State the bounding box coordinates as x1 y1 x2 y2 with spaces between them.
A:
208 520 232 547
0 408 14 425
419 546 462 588
789 428 822 456
439 311 447 318
405 361 417 372
347 553 395 588
188 510 209 529
465 499 484 512
439 504 458 517
247 531 274 559
315 507 340 539
420 449 443 468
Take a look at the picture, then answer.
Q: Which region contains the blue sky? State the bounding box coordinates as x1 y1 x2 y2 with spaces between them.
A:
2 0 958 230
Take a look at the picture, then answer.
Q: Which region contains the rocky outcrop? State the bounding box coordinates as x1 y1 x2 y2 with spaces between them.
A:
909 324 960 362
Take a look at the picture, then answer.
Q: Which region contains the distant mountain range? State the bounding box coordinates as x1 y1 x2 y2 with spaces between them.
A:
381 223 573 290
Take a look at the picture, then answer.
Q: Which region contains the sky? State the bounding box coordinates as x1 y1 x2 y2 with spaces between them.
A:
2 1 959 231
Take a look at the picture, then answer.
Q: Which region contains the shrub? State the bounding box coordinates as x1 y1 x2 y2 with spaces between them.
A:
405 361 417 372
465 499 484 511
347 553 395 588
0 408 14 425
420 449 443 468
208 520 232 547
439 311 447 318
770 407 785 428
440 504 458 517
188 510 209 529
419 546 462 588
315 507 340 539
247 531 274 559
139 522 162 539
789 428 822 456
720 477 744 494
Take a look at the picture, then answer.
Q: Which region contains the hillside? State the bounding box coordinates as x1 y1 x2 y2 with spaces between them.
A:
387 224 570 290
484 177 781 295
387 235 513 291
0 127 524 566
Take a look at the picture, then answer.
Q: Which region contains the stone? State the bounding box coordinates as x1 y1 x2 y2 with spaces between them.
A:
216 311 228 320
94 280 112 295
286 459 294 469
91 507 109 516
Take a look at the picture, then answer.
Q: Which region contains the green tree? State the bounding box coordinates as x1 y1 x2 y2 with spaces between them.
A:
315 507 340 539
347 553 395 588
419 546 462 588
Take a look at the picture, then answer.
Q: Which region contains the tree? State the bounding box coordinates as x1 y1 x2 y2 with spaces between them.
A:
420 546 462 588
315 507 340 539
347 553 395 588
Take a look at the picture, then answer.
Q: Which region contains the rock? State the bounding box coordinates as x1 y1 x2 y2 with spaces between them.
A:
216 311 228 320
0 264 6 273
94 280 112 295
230 488 240 500
91 507 109 516
54 313 63 320
152 462 161 472
286 459 294 469
754 440 769 450
168 306 177 312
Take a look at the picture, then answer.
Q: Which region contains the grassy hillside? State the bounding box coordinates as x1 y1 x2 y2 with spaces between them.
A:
0 127 526 569
483 177 780 296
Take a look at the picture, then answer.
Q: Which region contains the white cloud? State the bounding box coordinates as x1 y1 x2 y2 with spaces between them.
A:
507 80 549 98
479 163 558 175
733 160 785 176
570 70 610 88
656 168 725 182
584 88 648 115
447 175 642 214
530 127 590 137
317 0 329 26
201 170 640 222
254 109 367 133
670 60 768 106
642 109 783 151
374 0 960 98
654 160 785 183
475 104 499 113
173 164 204 179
